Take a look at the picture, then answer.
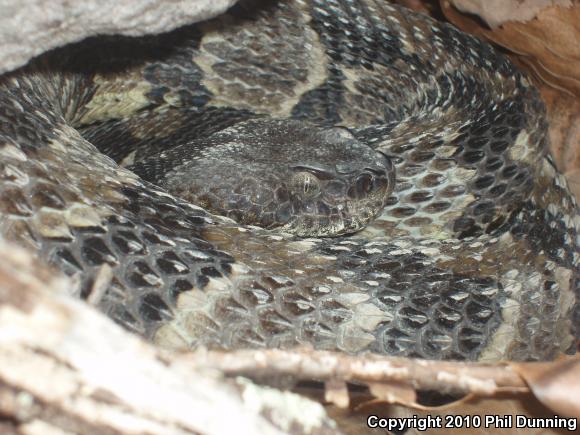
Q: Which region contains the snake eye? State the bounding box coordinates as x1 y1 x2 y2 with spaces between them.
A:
290 171 321 199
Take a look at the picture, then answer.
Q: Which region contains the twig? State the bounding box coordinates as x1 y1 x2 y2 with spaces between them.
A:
184 348 529 396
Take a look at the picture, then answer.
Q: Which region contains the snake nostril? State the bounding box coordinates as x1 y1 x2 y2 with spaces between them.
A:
317 202 330 215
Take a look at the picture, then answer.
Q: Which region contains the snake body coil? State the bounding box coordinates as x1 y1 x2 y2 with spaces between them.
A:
0 0 578 361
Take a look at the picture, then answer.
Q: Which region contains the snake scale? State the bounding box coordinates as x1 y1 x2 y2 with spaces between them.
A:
0 0 579 362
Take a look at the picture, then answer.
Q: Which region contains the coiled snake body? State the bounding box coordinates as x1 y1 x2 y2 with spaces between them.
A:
0 0 578 361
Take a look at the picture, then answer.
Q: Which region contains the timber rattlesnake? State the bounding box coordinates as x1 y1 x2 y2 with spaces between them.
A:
0 0 578 361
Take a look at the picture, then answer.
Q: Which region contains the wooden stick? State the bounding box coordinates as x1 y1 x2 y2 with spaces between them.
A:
185 348 529 396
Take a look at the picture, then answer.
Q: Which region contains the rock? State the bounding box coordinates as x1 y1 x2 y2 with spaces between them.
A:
0 0 237 73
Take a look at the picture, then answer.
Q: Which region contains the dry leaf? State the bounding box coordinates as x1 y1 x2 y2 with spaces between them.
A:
449 0 573 28
325 379 351 408
326 391 577 435
544 89 580 168
368 381 418 405
510 356 580 418
401 393 578 434
441 1 580 97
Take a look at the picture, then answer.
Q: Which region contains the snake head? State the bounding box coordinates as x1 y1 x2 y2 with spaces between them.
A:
280 149 394 236
130 119 395 237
